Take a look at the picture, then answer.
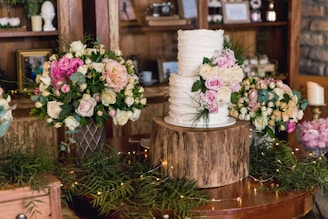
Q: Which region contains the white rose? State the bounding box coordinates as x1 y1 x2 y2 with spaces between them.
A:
218 68 233 82
42 90 50 97
140 98 147 105
230 66 244 82
75 95 97 117
64 116 80 131
125 96 134 107
79 83 87 91
297 110 304 120
92 62 105 73
245 114 250 121
253 116 268 131
47 118 52 123
70 41 86 55
85 58 92 65
216 86 231 103
101 88 117 106
240 107 248 115
77 65 88 75
124 88 133 97
198 64 219 80
139 87 144 93
85 48 97 56
35 101 42 108
64 53 74 59
49 54 57 61
40 75 51 86
47 101 63 119
113 109 129 125
130 109 141 121
273 88 284 100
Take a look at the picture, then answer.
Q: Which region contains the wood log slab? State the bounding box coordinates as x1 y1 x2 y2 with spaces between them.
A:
150 117 250 188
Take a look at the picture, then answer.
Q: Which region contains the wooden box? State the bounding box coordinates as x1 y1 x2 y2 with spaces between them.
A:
0 176 62 219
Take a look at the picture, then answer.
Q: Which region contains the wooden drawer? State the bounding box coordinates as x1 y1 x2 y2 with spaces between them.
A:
0 176 62 219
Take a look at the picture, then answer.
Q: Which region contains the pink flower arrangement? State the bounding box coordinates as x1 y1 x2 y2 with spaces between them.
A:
230 76 308 138
191 48 244 121
30 39 147 131
297 118 328 149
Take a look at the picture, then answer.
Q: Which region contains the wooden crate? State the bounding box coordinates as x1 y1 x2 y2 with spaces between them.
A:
0 176 62 219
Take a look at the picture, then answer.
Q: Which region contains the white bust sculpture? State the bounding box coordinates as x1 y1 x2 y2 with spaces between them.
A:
41 1 56 31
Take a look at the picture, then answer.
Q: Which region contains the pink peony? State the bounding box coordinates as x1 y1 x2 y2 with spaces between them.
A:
102 59 129 92
247 88 260 111
213 49 236 68
50 57 84 88
205 75 223 90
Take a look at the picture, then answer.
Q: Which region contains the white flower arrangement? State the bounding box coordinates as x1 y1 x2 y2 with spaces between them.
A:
230 76 307 138
30 38 147 131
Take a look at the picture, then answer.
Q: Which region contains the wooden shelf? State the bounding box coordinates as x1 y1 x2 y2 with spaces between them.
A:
120 24 196 32
209 21 289 29
0 30 58 38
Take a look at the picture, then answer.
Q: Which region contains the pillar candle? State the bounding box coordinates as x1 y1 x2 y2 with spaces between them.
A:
307 81 325 105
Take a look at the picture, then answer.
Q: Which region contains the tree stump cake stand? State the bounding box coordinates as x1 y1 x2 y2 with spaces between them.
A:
150 117 250 188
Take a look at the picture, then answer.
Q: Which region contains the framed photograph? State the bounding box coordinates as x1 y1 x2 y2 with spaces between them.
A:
178 0 198 19
157 59 178 83
120 0 137 21
222 1 250 24
16 49 52 92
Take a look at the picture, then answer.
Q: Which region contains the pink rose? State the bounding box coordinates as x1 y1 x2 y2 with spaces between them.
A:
203 90 217 105
61 84 70 93
208 102 218 113
109 109 116 117
102 59 129 92
0 87 3 97
286 121 296 133
229 80 241 92
213 49 236 68
76 97 97 117
205 75 223 90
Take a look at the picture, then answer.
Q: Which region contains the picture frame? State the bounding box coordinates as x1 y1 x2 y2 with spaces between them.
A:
119 0 137 24
16 49 52 93
157 59 178 83
177 0 198 19
222 1 250 24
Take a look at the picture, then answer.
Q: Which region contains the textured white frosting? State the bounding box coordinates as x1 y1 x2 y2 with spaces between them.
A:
165 29 235 128
177 29 224 76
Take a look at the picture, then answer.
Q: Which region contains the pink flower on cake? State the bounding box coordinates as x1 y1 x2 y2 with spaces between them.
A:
214 49 236 68
205 75 223 90
191 46 244 126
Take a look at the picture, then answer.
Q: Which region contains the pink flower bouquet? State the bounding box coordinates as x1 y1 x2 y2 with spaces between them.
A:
191 48 244 123
30 39 146 131
297 118 328 150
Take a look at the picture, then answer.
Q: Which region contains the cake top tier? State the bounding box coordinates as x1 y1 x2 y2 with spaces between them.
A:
177 29 224 77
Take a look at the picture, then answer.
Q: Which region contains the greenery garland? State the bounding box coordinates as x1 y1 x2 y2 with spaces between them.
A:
1 131 328 218
250 139 328 195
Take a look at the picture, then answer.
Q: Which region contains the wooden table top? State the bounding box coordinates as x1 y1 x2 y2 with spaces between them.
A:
105 135 314 219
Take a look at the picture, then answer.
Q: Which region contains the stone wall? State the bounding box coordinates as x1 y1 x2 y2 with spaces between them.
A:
300 0 328 76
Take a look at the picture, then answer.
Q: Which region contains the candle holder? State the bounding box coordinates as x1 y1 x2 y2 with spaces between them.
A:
309 104 326 120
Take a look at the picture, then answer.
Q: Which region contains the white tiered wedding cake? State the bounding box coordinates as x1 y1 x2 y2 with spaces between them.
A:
164 29 244 128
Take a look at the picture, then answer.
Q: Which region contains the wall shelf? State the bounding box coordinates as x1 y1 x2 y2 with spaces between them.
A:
0 30 58 38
